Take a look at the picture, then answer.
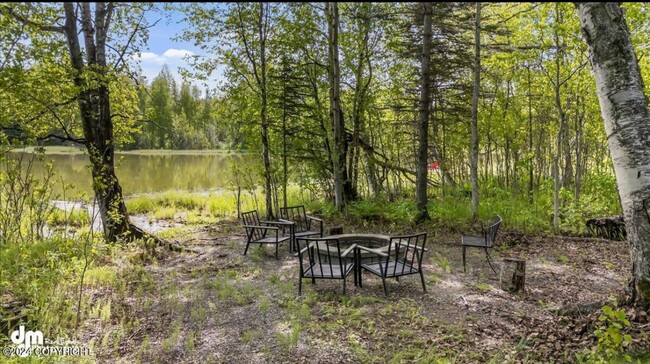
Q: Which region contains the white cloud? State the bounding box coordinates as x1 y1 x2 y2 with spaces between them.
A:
163 48 195 58
133 51 166 64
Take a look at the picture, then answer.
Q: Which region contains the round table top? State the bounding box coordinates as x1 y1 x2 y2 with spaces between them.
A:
326 233 390 244
316 233 391 258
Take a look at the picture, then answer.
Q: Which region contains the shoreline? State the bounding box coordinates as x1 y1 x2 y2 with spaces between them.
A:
9 146 245 155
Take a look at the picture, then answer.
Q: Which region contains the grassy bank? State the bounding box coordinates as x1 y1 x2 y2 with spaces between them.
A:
120 172 620 237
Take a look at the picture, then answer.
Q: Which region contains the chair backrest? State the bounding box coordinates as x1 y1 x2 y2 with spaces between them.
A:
296 237 347 279
484 215 502 247
382 232 427 277
280 205 308 232
241 210 264 240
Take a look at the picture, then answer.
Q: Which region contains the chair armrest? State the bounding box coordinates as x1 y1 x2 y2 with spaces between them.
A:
295 244 310 256
244 225 279 231
261 220 294 226
341 243 357 258
395 243 429 252
306 215 323 233
306 215 323 222
357 245 388 257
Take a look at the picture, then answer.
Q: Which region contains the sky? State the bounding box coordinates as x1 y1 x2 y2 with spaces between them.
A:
131 7 224 92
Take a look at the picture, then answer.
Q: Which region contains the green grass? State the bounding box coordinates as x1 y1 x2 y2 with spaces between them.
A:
84 265 118 288
48 208 91 227
431 252 452 273
475 283 492 293
555 253 570 264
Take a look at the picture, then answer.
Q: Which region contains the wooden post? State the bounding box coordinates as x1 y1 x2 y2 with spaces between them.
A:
500 258 526 293
329 225 343 236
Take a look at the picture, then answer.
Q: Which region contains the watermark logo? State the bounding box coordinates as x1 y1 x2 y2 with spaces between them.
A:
10 326 43 357
3 325 91 358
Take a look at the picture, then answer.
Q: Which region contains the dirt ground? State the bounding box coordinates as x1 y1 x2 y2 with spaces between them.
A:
87 220 650 364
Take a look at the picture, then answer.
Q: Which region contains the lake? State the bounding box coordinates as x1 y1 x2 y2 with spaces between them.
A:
8 148 253 197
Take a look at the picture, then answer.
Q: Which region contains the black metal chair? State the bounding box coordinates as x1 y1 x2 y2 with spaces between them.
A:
358 232 428 296
241 210 293 259
295 237 356 295
462 215 502 274
279 205 324 252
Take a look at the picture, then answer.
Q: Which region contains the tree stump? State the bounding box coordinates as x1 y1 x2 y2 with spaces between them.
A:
329 225 343 235
500 258 526 293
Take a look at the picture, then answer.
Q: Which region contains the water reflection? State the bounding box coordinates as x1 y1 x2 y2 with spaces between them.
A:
9 151 252 197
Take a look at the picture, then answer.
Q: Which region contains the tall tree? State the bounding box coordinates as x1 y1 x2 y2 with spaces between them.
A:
326 2 345 211
576 2 650 305
415 2 433 223
179 3 277 218
470 2 481 220
2 3 157 243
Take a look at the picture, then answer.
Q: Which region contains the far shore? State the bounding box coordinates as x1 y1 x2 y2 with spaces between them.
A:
11 146 245 155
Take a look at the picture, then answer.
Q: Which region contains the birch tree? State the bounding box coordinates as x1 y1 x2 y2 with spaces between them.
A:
576 2 650 305
2 3 159 243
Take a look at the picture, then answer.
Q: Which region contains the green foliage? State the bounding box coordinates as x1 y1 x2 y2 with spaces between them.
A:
593 305 633 362
578 304 634 363
338 198 417 226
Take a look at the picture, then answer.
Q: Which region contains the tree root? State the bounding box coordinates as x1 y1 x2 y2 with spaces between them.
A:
127 224 202 254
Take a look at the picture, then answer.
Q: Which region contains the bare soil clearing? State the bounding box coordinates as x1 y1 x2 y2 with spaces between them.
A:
88 220 650 363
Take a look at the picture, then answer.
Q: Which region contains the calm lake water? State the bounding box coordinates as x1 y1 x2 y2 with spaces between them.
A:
9 150 251 197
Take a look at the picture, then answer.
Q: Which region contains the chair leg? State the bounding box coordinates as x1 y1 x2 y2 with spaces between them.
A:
343 275 347 294
298 275 303 295
244 241 251 256
462 245 467 272
419 270 427 292
485 247 497 275
275 244 279 259
381 276 388 297
359 268 363 288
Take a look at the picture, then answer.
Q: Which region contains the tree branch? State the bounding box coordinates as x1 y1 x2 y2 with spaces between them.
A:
1 5 65 33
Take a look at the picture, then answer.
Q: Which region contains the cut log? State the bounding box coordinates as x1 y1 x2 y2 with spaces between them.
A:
500 258 526 293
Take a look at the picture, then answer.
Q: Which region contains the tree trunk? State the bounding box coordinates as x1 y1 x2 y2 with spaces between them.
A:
350 3 371 201
259 4 274 220
577 2 650 306
470 2 481 220
552 21 566 231
63 3 133 242
281 65 288 209
415 2 433 223
326 2 345 211
526 65 534 203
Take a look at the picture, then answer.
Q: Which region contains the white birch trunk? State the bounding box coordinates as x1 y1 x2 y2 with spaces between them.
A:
577 3 650 305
